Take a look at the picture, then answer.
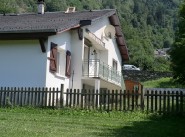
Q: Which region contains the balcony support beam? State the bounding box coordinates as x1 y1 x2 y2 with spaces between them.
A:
95 79 100 91
95 79 100 107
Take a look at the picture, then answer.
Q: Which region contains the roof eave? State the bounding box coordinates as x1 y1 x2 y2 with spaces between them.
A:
0 31 56 40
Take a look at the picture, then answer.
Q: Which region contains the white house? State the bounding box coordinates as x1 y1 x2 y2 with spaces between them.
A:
0 1 129 92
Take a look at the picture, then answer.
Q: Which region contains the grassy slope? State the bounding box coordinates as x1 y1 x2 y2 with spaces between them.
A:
0 108 184 137
142 77 185 88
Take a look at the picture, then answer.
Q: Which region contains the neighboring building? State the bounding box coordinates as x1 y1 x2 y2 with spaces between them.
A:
0 0 129 91
124 80 143 93
154 48 170 59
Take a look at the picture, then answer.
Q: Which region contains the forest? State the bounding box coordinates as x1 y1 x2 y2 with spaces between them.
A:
0 0 183 71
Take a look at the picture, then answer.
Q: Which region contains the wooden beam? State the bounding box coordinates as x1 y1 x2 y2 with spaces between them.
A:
39 38 46 53
0 32 56 40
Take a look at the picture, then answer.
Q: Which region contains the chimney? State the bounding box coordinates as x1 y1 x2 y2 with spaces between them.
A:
37 0 45 14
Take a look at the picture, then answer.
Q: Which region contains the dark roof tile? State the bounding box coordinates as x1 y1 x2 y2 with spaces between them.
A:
0 10 115 33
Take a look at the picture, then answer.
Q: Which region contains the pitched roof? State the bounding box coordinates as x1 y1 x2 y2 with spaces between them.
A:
0 10 115 33
0 9 129 61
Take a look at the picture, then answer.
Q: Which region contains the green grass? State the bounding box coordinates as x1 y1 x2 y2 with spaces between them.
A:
0 108 184 137
142 77 185 88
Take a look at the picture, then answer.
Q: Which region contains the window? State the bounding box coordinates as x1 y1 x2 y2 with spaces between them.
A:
57 50 66 76
112 59 117 71
49 42 71 77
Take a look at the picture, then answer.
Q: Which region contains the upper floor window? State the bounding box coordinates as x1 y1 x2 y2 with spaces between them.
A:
112 59 117 71
49 42 71 77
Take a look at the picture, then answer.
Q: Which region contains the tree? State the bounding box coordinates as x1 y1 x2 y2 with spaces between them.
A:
0 0 18 14
45 0 67 12
170 1 185 85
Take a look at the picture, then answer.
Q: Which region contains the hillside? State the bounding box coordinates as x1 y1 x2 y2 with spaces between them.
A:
0 0 182 71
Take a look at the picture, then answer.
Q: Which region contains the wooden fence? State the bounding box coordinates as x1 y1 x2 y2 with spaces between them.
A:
145 90 185 115
0 87 184 115
64 89 144 112
0 87 63 108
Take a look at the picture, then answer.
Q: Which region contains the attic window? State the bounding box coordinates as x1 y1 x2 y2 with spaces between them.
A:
112 59 118 71
65 7 76 13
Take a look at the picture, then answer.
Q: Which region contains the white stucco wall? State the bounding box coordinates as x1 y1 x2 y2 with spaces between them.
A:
82 17 124 90
46 32 71 90
85 17 122 73
46 30 84 90
0 40 47 87
70 30 84 89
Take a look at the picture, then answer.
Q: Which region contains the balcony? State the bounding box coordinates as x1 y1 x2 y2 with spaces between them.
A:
85 29 106 50
82 59 122 86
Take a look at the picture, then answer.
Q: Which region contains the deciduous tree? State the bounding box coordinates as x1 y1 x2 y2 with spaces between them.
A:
0 0 18 14
170 1 185 85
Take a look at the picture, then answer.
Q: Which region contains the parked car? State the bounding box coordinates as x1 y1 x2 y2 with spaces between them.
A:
123 64 140 71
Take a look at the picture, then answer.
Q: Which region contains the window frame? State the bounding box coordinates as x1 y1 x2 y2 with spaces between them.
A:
56 48 66 77
112 59 118 71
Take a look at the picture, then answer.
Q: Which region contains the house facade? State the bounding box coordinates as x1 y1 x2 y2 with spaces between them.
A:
0 1 129 91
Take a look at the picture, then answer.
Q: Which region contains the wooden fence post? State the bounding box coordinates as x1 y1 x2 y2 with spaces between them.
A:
55 88 59 108
176 91 179 114
167 91 170 114
154 90 158 112
127 90 130 111
135 89 138 111
120 90 123 111
81 89 84 109
107 90 110 112
92 89 95 109
60 85 64 108
111 90 115 111
123 90 126 111
163 91 166 115
171 91 174 114
0 87 2 107
115 90 118 111
131 90 134 111
73 89 76 108
151 90 154 113
159 91 162 115
77 89 80 107
103 90 106 111
180 91 183 115
146 90 149 113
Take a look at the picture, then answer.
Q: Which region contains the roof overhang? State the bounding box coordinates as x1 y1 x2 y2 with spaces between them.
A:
109 14 129 61
0 32 56 40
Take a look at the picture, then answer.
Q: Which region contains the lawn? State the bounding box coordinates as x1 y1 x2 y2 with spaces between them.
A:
0 108 184 137
142 77 185 88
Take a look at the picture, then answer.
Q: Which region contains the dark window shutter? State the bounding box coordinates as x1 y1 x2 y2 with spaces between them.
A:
65 50 71 77
49 42 58 73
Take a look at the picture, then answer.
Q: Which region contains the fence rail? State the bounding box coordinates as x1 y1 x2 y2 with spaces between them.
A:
0 87 184 115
